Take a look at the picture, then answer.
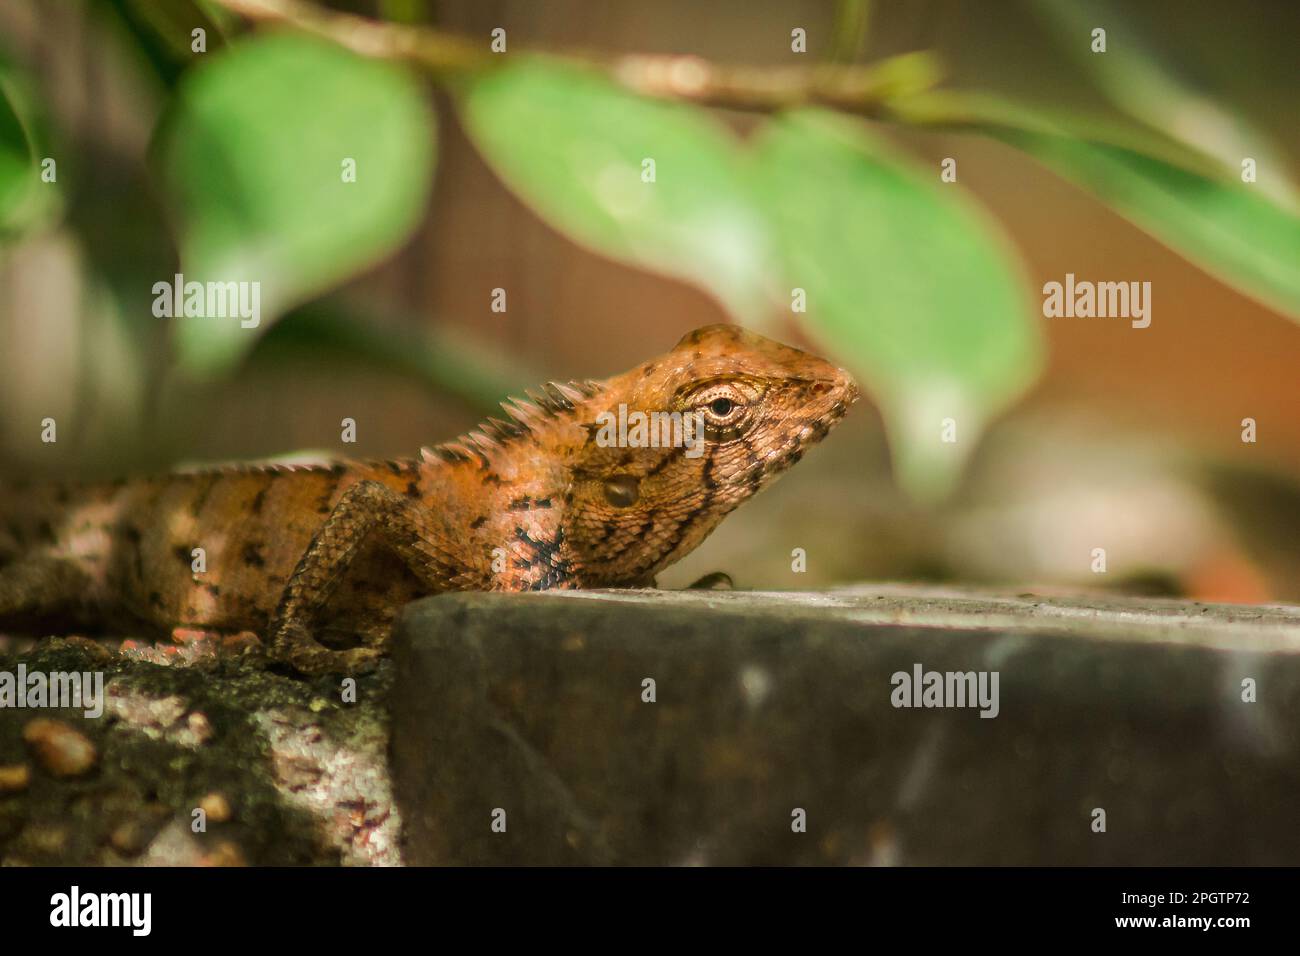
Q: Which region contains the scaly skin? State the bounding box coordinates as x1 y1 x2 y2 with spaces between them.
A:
0 325 858 672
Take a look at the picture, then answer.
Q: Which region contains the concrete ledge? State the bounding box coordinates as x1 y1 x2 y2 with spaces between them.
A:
391 586 1300 865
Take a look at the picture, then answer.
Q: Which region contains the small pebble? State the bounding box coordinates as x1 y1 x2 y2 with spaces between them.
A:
22 718 98 777
24 823 70 855
0 763 31 793
185 711 214 744
202 840 246 867
198 792 232 823
108 819 151 857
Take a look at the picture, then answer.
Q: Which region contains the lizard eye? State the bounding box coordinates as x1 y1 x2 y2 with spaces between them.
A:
697 387 746 426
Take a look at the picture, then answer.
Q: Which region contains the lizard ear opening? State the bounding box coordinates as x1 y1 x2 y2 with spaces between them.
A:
603 475 641 508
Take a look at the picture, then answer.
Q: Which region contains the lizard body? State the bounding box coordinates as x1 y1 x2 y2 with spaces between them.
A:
0 325 858 672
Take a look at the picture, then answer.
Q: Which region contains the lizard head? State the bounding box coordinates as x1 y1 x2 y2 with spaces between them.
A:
565 324 859 585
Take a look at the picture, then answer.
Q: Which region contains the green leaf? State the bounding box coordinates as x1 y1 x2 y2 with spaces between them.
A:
889 91 1300 323
999 132 1300 322
122 0 226 58
0 58 58 237
157 33 436 377
1030 0 1300 211
752 110 1042 501
458 58 777 324
106 0 229 86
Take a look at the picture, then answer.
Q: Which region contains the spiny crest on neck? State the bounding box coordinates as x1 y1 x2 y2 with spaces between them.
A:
420 378 605 467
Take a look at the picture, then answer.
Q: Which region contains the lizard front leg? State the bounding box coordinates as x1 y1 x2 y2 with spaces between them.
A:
268 480 459 674
687 571 734 590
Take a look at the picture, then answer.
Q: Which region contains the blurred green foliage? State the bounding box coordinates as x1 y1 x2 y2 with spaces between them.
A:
109 0 229 83
157 33 436 376
0 0 1297 500
0 54 58 235
1008 134 1300 321
892 88 1300 325
1033 0 1300 212
461 58 778 327
753 111 1039 500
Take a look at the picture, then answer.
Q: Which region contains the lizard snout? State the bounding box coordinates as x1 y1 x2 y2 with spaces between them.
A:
834 367 861 405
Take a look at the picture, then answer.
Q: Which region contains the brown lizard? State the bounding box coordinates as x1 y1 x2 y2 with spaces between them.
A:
0 325 858 673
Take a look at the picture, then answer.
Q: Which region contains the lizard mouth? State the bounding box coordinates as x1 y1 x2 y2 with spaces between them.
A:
820 366 861 428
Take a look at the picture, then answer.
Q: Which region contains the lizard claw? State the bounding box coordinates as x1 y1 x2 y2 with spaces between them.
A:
270 620 383 675
686 571 734 591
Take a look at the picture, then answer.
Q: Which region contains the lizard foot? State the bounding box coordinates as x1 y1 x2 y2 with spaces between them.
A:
270 620 383 675
686 571 734 591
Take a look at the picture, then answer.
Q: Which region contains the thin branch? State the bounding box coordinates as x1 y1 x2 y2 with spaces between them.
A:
208 0 939 116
